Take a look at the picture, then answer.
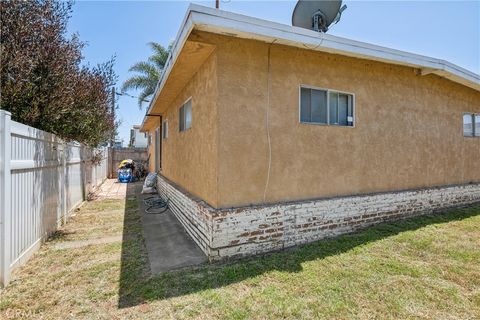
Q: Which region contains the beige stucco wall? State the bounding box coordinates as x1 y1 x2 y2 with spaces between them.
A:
212 34 480 208
159 50 219 207
148 31 480 209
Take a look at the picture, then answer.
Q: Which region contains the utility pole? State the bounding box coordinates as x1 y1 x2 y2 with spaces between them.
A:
111 87 115 147
109 87 115 178
215 0 219 9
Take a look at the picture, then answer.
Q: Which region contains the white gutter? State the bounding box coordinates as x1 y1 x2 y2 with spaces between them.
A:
141 4 480 129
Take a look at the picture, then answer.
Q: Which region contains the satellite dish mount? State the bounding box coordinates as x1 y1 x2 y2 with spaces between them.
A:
312 10 328 32
292 0 347 33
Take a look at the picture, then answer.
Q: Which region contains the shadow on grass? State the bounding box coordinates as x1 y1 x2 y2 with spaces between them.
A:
118 181 480 308
118 181 151 308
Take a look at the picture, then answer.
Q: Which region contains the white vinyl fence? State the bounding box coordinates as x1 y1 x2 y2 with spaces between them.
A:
0 110 108 287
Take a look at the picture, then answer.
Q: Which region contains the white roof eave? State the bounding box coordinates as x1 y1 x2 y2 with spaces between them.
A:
189 5 479 88
141 4 480 130
141 7 195 130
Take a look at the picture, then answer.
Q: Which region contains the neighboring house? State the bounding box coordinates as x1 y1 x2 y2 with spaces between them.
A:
129 125 148 148
141 5 480 260
113 139 123 149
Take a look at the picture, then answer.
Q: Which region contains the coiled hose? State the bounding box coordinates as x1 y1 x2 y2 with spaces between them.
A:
143 196 169 214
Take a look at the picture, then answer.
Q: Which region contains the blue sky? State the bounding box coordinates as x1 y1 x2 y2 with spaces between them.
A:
67 1 480 145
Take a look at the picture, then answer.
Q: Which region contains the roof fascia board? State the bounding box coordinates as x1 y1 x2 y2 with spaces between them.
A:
190 4 440 65
193 13 438 69
189 6 479 90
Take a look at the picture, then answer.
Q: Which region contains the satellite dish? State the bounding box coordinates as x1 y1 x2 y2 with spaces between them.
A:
292 0 347 33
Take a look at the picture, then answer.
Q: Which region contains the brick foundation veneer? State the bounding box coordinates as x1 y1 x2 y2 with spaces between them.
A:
157 175 480 261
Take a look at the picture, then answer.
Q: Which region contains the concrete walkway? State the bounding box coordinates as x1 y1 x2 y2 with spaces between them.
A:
94 179 207 273
95 178 128 200
137 188 207 274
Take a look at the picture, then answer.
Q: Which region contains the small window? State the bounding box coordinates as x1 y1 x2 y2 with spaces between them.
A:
463 113 474 137
476 115 480 137
179 99 192 132
162 120 168 139
300 87 354 126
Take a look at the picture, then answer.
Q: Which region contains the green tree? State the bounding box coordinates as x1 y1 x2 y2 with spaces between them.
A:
121 42 171 108
0 0 116 146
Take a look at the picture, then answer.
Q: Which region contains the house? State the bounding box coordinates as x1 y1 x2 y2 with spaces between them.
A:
129 125 147 148
141 5 480 260
112 139 123 149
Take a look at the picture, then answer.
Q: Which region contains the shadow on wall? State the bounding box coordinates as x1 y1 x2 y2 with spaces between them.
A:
117 181 480 308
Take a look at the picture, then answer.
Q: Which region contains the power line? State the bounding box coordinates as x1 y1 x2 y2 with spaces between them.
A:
115 90 150 103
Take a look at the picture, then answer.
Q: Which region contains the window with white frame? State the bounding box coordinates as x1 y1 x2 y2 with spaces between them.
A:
179 99 192 132
300 86 354 126
162 120 168 139
463 113 480 137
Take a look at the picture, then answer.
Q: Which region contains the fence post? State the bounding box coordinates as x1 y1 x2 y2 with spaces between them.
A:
0 110 12 287
61 141 67 225
107 147 111 178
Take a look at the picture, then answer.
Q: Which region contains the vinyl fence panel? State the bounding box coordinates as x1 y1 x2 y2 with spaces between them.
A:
0 110 109 287
65 143 84 213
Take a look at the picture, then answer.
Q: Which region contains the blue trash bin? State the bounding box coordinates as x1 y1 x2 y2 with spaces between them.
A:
118 168 134 183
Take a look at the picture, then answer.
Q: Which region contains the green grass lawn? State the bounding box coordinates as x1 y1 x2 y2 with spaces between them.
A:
1 191 479 319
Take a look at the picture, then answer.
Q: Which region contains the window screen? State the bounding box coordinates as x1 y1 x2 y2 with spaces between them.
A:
300 87 354 126
476 115 480 137
338 94 349 126
329 92 338 124
463 113 474 137
162 120 168 139
311 89 327 123
179 99 192 132
184 100 192 130
300 88 311 122
179 106 185 132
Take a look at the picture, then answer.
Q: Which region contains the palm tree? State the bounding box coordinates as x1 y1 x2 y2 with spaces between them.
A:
121 42 171 108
